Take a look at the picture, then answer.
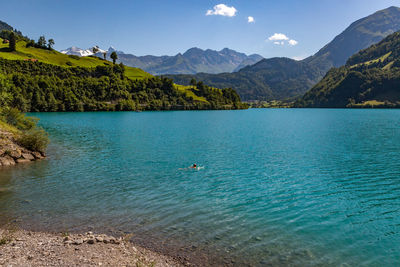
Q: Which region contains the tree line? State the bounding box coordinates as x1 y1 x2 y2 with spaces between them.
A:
0 58 247 112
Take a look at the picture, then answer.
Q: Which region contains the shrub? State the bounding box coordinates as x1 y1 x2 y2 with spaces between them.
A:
17 127 49 152
2 108 37 130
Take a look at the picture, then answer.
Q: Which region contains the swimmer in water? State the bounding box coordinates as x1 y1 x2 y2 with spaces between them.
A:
190 163 197 168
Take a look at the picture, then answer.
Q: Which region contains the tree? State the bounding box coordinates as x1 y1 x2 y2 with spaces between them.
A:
190 78 197 87
103 52 107 60
9 32 16 51
110 51 118 64
47 39 55 49
38 36 46 48
26 39 35 48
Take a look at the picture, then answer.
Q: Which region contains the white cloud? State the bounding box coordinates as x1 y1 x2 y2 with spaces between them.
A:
248 16 255 23
268 33 289 41
267 33 298 46
206 4 237 17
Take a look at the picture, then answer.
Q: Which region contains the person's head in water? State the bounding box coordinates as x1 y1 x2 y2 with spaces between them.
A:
193 163 197 168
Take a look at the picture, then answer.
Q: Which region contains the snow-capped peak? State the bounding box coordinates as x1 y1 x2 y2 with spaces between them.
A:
60 45 118 57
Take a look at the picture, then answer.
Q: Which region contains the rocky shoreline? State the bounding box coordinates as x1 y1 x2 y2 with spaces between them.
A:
0 128 45 167
0 228 183 266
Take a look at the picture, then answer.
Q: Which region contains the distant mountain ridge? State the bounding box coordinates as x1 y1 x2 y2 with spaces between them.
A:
167 6 400 101
60 46 263 75
0 20 13 32
0 19 23 37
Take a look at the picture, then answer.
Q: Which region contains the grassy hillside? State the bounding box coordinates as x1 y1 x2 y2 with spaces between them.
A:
296 31 400 108
0 39 151 80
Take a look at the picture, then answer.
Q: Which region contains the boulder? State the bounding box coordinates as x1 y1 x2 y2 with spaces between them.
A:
32 152 44 159
0 156 16 166
21 153 35 161
9 149 22 159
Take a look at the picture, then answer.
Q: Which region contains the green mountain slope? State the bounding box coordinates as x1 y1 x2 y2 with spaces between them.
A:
296 31 400 108
168 57 321 101
304 6 400 72
0 20 13 32
0 39 247 111
167 6 400 101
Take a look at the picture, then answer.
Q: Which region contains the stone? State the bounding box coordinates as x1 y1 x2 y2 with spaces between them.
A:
21 153 35 161
95 236 103 242
73 239 83 245
32 152 44 159
103 237 110 244
9 149 22 159
64 241 73 245
87 239 95 244
0 156 15 166
16 159 31 164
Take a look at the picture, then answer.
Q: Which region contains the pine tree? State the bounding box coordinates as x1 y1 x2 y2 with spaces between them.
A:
9 32 16 51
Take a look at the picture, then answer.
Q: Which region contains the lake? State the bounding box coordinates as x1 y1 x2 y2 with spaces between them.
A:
1 109 400 266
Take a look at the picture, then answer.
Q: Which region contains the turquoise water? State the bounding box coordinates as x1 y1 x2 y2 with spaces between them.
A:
1 109 400 266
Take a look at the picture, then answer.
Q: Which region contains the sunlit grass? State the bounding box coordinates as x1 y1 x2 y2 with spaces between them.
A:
174 84 208 103
0 39 152 80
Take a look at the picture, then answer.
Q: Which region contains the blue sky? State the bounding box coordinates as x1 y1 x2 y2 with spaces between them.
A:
2 0 400 59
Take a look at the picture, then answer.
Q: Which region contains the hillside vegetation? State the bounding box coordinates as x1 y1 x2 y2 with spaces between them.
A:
296 31 400 108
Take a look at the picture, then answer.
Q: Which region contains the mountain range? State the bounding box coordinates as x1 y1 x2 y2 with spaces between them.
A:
296 30 400 108
60 46 263 75
167 6 400 101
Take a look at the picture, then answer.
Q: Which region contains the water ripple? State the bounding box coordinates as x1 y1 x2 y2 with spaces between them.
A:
1 109 400 266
